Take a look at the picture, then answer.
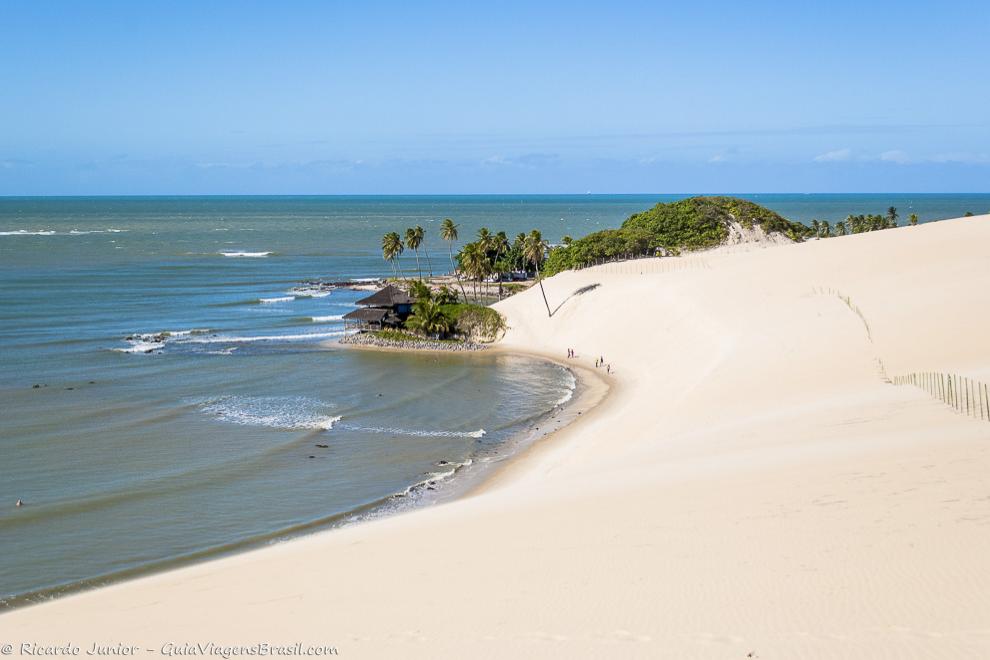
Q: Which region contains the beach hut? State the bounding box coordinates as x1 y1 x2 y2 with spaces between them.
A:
342 284 413 330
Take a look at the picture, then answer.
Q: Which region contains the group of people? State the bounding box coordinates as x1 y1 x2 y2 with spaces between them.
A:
565 348 612 374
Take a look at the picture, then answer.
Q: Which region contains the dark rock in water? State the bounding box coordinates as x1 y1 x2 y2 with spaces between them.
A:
437 460 450 466
32 384 40 389
315 443 329 448
66 387 74 391
88 381 96 384
426 486 436 491
308 455 316 459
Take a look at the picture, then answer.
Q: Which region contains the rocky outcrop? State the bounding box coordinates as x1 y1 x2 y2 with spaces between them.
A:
338 333 488 352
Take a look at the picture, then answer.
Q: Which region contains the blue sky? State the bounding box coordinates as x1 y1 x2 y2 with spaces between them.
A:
1 0 988 194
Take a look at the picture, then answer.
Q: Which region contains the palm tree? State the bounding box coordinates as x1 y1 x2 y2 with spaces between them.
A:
440 218 467 302
475 228 493 298
492 231 510 299
886 206 898 228
811 220 821 238
381 232 404 279
835 221 847 236
523 230 551 317
421 226 433 277
511 232 526 271
408 279 431 302
821 220 832 238
406 299 452 339
405 226 425 280
477 227 493 249
909 213 919 226
460 241 489 303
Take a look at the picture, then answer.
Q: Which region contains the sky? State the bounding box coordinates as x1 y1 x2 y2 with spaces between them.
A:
1 0 988 194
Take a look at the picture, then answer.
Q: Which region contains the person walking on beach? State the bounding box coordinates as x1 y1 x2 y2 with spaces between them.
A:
606 364 611 374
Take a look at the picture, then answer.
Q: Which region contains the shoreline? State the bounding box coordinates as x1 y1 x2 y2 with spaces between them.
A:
6 215 990 658
1 346 609 613
465 347 612 496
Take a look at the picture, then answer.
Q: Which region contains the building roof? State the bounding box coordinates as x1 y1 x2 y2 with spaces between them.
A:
354 284 413 307
342 307 389 323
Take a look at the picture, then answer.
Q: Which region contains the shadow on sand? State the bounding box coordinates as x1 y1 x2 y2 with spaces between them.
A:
550 283 601 317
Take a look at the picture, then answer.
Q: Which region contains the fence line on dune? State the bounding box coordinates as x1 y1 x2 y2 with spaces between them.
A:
580 255 712 275
812 286 989 424
891 372 990 423
811 286 872 342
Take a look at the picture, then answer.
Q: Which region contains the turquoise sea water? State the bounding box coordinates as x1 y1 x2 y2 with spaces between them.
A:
1 194 987 605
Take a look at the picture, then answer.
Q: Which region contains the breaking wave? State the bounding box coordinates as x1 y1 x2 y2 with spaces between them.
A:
219 251 272 258
342 424 486 438
0 229 127 236
200 396 341 431
182 330 351 344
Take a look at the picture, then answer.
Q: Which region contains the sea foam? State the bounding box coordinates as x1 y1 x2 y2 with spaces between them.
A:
342 425 486 438
200 396 341 431
220 251 272 258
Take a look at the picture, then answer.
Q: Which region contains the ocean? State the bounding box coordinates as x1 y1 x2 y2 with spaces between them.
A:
1 193 987 605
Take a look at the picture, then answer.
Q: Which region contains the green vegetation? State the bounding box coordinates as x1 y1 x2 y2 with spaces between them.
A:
401 283 506 342
454 227 544 303
544 196 811 276
440 217 468 301
404 225 426 279
439 303 507 342
381 231 404 278
812 208 900 238
405 298 452 338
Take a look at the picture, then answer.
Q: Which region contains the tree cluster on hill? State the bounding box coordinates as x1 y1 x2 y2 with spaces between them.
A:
543 196 811 276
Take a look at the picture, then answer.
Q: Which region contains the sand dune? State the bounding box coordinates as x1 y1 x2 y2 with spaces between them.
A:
4 215 990 658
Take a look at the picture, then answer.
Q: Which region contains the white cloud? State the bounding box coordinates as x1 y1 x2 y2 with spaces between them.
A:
879 150 911 164
813 148 852 162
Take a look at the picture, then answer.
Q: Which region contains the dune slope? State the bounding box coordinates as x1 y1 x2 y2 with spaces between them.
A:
3 215 990 659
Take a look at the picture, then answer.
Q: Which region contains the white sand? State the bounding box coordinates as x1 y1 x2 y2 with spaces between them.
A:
4 215 990 658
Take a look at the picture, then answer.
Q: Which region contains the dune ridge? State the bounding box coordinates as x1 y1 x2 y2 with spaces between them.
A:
3 215 990 659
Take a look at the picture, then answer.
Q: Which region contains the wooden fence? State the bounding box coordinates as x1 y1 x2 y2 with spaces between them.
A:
812 286 873 342
892 372 990 422
813 286 989 424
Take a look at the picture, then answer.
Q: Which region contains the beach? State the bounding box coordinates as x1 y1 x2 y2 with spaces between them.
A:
3 214 990 658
